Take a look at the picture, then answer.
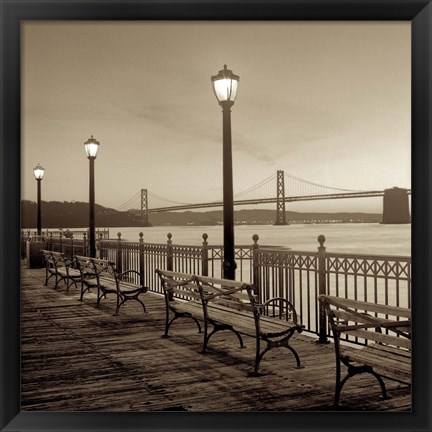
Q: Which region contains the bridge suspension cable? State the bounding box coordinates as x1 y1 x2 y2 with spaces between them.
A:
117 191 141 211
284 172 360 194
234 173 276 199
147 191 195 206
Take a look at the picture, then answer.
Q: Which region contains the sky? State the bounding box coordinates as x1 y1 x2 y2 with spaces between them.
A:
21 21 411 214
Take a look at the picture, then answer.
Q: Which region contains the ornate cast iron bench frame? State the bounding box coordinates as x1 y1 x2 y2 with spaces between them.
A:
319 294 411 407
41 250 81 292
156 269 304 376
76 255 148 316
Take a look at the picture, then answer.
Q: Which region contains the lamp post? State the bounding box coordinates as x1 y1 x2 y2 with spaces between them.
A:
84 135 100 258
33 164 45 236
211 64 239 280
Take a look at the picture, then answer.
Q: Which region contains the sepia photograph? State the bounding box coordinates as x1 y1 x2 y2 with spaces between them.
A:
19 20 412 412
1 1 431 431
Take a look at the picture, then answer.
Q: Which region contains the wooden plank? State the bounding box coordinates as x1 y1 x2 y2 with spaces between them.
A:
343 347 411 382
323 295 411 318
343 329 411 349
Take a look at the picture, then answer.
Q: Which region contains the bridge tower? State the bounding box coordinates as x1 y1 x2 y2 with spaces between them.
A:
141 189 150 226
274 170 288 225
382 187 410 224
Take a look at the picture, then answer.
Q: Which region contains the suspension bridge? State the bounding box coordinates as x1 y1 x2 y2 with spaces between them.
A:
117 171 411 225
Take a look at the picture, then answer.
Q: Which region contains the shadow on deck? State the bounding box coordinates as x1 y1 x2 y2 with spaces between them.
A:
20 264 411 412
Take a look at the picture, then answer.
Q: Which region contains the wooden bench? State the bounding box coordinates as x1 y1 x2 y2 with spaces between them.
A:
319 294 411 406
76 256 148 315
41 250 81 292
156 269 304 375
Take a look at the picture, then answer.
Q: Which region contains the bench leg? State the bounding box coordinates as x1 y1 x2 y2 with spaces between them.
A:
44 271 55 287
66 280 77 294
163 311 202 338
96 288 108 307
284 344 303 369
251 342 269 376
251 332 303 376
79 282 89 301
54 275 67 290
333 374 351 407
371 370 390 400
202 323 244 354
135 298 147 313
334 364 390 407
117 296 147 315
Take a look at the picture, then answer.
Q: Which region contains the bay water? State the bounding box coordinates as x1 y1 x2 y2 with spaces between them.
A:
111 223 411 257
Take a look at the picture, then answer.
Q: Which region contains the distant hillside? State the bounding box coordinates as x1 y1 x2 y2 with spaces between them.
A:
21 200 142 228
21 200 381 229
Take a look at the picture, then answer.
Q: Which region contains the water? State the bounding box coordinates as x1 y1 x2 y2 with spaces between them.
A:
110 223 411 257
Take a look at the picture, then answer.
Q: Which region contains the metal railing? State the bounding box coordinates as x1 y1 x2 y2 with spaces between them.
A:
22 228 110 240
24 229 411 342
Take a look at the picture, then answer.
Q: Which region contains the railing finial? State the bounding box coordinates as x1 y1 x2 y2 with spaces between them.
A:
317 234 326 247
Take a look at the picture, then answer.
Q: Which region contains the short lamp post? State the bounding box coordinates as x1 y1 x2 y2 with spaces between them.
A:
84 135 100 258
211 64 239 280
33 164 45 236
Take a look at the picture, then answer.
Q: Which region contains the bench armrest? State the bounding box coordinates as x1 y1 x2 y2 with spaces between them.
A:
260 297 300 325
119 270 142 284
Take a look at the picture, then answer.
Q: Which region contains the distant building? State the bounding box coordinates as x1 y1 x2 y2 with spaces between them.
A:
382 187 410 224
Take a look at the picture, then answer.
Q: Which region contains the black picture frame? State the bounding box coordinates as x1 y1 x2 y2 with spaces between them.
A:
1 1 431 431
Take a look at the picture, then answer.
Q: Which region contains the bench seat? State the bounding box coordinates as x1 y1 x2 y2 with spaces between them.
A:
341 343 411 383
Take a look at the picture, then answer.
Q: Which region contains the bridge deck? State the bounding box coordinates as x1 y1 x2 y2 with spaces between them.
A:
21 264 411 412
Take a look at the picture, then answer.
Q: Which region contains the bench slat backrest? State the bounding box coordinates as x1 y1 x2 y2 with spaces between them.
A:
50 251 69 270
319 294 411 351
74 255 95 276
195 275 255 314
91 258 117 278
156 270 200 302
325 295 411 319
41 250 53 265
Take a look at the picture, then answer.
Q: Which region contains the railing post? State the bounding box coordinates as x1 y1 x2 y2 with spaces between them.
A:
59 232 63 254
167 233 173 271
317 234 329 344
116 232 122 272
202 233 209 276
252 234 260 299
21 230 27 259
96 233 103 259
70 232 74 260
83 232 87 256
139 232 145 286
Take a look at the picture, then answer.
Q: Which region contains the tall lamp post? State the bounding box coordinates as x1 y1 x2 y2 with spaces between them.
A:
211 64 239 280
84 135 100 258
33 164 45 236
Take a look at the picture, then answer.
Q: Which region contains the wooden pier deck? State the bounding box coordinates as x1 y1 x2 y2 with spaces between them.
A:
20 264 411 412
